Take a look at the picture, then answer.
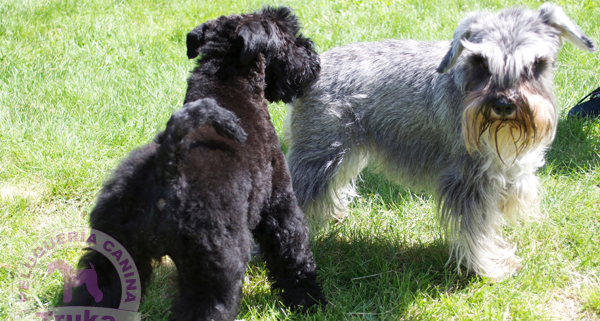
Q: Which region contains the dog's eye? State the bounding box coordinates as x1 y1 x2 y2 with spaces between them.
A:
481 59 489 71
533 57 547 75
472 55 489 73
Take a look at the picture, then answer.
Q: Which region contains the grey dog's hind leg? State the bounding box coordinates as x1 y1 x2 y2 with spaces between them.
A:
285 108 367 229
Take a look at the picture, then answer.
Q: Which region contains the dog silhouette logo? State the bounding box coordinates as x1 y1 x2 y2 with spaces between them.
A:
48 259 103 303
14 228 141 321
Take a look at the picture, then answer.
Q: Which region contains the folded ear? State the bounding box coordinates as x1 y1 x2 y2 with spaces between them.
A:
186 23 207 59
237 20 280 65
186 15 241 60
437 14 480 73
264 34 320 103
538 3 597 52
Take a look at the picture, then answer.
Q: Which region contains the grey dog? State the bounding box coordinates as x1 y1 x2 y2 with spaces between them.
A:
284 4 596 280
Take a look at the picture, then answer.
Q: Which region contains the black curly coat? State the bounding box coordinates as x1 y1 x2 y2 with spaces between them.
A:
66 7 324 320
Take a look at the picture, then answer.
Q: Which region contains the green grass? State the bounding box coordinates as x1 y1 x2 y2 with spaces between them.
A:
1 0 599 319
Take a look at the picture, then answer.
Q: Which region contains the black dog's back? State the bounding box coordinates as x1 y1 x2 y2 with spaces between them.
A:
67 99 247 308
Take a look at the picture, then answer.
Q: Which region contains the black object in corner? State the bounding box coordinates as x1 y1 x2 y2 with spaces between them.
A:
568 86 600 119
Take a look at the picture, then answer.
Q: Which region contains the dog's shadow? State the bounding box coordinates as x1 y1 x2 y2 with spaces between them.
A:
545 116 600 175
312 232 476 316
310 171 476 317
239 169 477 318
240 236 476 319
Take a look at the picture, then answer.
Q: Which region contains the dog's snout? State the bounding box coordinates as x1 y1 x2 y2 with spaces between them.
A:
492 98 516 117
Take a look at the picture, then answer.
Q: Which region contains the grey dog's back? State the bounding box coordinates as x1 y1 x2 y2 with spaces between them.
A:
310 39 460 111
291 39 466 190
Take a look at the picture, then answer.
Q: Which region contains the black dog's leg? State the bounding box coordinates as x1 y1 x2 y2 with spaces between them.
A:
152 97 252 320
66 250 115 307
253 159 327 311
65 143 162 307
168 231 252 321
67 225 158 309
68 242 157 307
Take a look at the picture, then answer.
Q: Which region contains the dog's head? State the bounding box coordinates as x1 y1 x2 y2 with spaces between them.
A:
437 4 596 164
186 6 320 103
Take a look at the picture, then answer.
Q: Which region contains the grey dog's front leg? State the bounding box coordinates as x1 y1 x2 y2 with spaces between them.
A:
437 167 522 280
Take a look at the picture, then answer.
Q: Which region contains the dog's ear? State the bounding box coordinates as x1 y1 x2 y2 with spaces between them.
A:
264 34 320 103
187 16 242 59
187 23 208 59
244 6 320 103
237 20 280 65
538 4 597 52
437 14 482 73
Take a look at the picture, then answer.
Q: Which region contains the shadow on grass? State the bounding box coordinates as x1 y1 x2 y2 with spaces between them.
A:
300 169 480 319
239 234 476 320
274 144 491 319
42 239 475 320
545 116 600 176
310 230 477 319
138 260 178 321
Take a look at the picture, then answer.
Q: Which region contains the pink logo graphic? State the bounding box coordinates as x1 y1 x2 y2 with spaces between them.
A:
48 260 104 303
13 228 141 321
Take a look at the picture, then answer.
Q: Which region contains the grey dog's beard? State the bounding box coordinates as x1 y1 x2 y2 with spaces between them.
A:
462 86 556 164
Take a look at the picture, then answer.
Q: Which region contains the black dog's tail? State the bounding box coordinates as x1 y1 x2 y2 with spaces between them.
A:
156 98 247 181
161 98 247 145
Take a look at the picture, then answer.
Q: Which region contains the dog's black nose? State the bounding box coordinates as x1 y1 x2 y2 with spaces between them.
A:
492 98 516 117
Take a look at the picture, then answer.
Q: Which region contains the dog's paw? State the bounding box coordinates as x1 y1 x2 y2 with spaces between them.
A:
281 287 327 312
483 255 523 282
503 255 523 277
333 211 347 224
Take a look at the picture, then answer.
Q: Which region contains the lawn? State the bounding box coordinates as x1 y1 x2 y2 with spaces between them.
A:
1 0 599 319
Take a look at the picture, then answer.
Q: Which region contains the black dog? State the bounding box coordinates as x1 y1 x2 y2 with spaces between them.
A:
66 7 324 320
